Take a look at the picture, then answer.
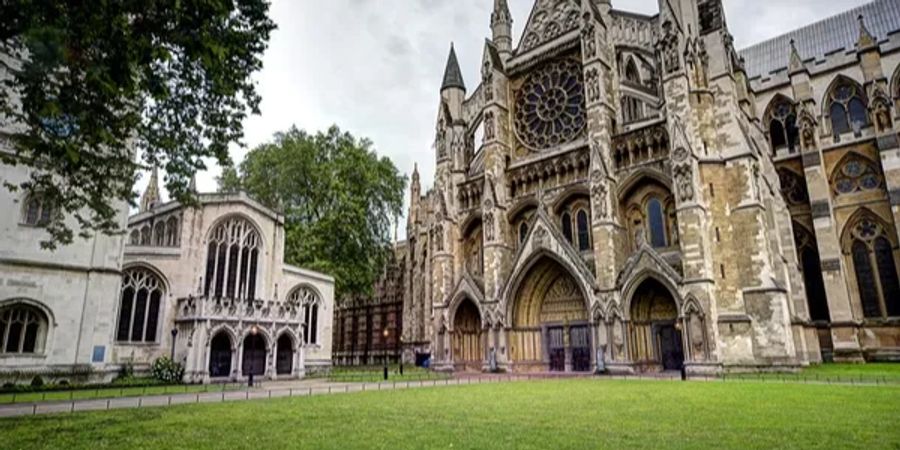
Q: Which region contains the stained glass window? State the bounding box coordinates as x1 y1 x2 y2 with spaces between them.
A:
828 79 868 137
117 268 164 343
832 154 882 196
766 97 799 153
519 222 529 244
514 59 586 150
853 240 881 318
577 210 590 251
0 305 46 354
874 237 900 316
204 217 262 300
648 198 667 248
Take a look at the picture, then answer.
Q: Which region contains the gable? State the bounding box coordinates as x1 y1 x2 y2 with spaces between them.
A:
517 0 582 55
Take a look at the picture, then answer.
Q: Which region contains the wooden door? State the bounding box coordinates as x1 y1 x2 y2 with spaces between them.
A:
547 327 565 372
570 325 591 372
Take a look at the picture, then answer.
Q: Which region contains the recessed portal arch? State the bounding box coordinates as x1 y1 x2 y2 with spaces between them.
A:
508 256 591 372
628 278 683 371
451 297 484 371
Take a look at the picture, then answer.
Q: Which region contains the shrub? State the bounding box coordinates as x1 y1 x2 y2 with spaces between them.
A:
30 375 44 387
151 357 184 383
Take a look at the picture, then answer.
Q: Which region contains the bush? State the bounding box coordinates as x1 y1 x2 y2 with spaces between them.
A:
151 357 184 384
30 376 44 387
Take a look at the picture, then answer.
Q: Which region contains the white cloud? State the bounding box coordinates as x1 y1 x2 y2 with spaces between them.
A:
138 0 869 237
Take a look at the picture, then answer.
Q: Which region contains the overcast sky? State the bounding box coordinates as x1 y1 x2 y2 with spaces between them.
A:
142 0 869 236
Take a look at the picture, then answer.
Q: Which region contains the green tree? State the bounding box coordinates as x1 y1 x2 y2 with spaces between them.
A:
0 1 276 248
219 126 407 299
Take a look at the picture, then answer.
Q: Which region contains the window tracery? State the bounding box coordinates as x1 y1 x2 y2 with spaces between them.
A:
289 286 321 345
827 79 869 137
514 59 586 150
765 97 799 153
777 168 809 205
21 194 53 227
0 304 47 354
117 268 164 343
204 216 262 300
845 214 900 319
831 154 883 196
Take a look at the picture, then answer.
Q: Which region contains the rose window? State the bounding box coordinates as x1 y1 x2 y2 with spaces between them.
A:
832 155 882 196
514 59 586 150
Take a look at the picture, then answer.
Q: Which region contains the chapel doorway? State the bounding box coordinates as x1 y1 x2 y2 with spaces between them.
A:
276 334 294 375
509 257 590 372
629 278 684 372
209 332 233 378
242 334 266 376
451 298 484 371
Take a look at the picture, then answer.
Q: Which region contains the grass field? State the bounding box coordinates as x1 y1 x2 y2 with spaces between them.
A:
726 362 900 383
321 365 450 383
0 383 244 405
1 378 898 449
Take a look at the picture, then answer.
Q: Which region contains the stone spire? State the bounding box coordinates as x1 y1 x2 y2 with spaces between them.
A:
441 44 466 92
788 39 805 74
140 167 161 212
857 14 876 51
491 0 513 60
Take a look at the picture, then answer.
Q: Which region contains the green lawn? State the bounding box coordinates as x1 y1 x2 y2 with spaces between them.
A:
726 362 900 383
0 383 243 405
2 379 898 449
321 365 450 383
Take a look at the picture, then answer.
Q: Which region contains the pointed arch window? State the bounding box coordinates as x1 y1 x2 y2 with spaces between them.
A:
117 268 164 343
576 209 590 251
647 198 667 248
793 224 830 322
21 194 53 227
519 222 529 244
832 154 883 196
204 217 262 300
289 286 321 345
165 217 179 247
0 303 48 354
827 80 869 137
778 169 809 205
765 97 799 153
153 222 166 246
847 215 900 319
561 212 573 244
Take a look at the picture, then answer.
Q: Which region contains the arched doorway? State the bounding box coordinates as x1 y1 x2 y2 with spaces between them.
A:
209 332 233 378
629 278 683 371
242 334 266 376
509 257 590 372
276 334 294 375
451 298 484 371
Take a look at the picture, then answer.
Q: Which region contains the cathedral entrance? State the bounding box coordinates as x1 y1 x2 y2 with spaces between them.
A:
451 298 484 371
242 334 266 376
276 334 293 375
509 257 590 372
208 332 232 378
629 278 683 372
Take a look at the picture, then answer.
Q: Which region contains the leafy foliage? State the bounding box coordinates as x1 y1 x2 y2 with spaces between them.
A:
150 357 184 384
219 126 407 298
0 1 276 248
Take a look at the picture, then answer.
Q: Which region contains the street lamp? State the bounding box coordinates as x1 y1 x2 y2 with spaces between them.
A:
249 325 259 387
399 336 404 376
382 328 390 381
170 328 178 359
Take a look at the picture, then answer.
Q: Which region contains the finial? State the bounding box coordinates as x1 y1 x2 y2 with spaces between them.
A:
789 38 804 73
857 14 876 50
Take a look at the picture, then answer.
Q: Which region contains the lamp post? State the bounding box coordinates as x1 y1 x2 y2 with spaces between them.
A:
399 336 404 376
249 325 258 387
382 328 390 381
170 328 178 359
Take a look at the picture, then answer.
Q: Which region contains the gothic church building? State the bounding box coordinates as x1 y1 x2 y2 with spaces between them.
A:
397 0 900 374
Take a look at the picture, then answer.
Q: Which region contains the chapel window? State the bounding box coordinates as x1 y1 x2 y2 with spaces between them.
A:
765 97 799 153
576 209 590 251
289 286 321 345
21 194 53 227
519 222 529 244
828 79 869 137
204 216 262 300
831 154 882 197
0 304 48 354
648 198 667 248
116 268 164 343
847 215 900 319
153 222 166 246
165 217 179 247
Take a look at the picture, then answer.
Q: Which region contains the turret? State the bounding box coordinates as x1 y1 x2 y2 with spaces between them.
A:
409 163 421 227
491 0 513 61
139 167 161 212
440 44 466 121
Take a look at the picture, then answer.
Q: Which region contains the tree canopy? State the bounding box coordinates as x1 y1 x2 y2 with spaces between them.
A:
218 126 407 299
0 1 276 248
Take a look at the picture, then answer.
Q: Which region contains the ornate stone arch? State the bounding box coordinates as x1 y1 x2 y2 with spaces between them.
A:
821 75 869 136
828 151 884 197
203 213 265 300
502 249 594 323
274 327 300 351
620 269 683 321
762 93 799 153
240 325 273 351
207 324 240 350
122 261 170 292
616 168 673 203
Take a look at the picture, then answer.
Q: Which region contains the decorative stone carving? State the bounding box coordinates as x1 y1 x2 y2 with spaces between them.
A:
673 164 694 202
581 13 597 59
484 111 496 141
513 59 586 151
657 20 681 75
520 0 581 52
585 68 600 104
873 98 892 133
482 60 494 103
484 212 495 242
591 172 608 219
533 225 549 248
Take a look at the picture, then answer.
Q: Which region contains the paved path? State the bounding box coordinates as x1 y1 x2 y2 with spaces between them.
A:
0 372 890 418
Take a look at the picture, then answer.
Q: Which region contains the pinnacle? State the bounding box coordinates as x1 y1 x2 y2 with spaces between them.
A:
441 44 466 92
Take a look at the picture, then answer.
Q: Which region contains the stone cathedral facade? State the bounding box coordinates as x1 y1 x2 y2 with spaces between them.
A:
397 0 900 374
